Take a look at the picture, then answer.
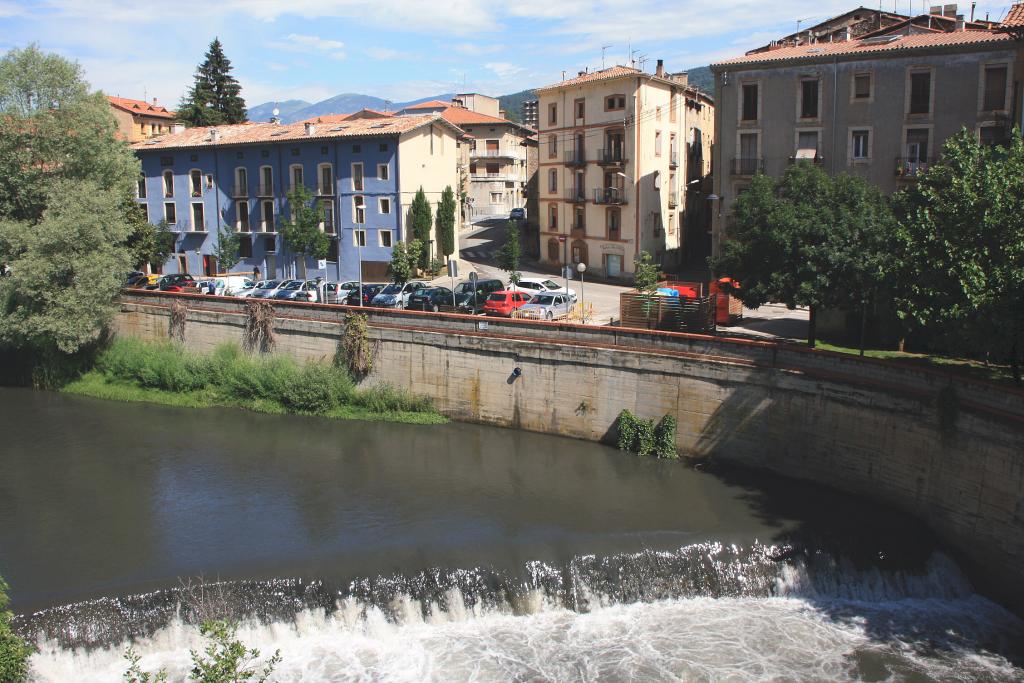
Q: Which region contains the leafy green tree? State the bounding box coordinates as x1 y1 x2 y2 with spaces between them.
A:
497 220 521 285
388 239 422 284
408 187 432 267
893 129 1024 383
710 163 895 347
0 575 32 683
436 185 456 259
0 46 139 362
213 224 241 273
277 186 329 269
177 38 247 127
126 214 175 271
633 250 661 326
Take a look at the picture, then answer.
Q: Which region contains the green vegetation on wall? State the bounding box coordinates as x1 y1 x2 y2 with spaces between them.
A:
0 576 32 683
616 410 678 459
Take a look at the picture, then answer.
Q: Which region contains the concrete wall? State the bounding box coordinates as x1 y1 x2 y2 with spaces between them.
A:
114 290 1024 614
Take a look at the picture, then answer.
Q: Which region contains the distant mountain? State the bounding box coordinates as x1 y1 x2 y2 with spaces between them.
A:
685 66 713 95
246 100 311 123
497 89 536 124
247 93 457 124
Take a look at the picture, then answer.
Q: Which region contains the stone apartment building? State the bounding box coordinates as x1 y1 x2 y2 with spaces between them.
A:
108 96 176 142
709 5 1023 257
521 100 539 128
132 115 463 280
535 63 714 279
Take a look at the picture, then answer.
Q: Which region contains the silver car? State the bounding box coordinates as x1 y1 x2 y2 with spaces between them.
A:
371 281 429 308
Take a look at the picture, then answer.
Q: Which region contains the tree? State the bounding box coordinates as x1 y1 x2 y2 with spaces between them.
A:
277 186 329 270
213 223 241 273
408 187 432 267
388 239 422 284
497 220 522 285
126 214 175 271
709 163 896 347
177 38 247 127
633 250 661 326
436 185 456 259
1 575 32 683
893 129 1024 383
0 46 139 362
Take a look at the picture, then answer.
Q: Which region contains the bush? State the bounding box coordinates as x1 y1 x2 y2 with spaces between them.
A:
1 576 32 683
616 409 667 458
634 418 656 457
355 383 433 413
280 362 353 414
616 409 638 451
654 414 678 459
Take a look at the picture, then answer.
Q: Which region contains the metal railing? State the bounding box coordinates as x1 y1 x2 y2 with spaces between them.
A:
730 158 764 175
317 185 335 196
594 187 627 205
667 190 677 207
256 184 274 197
597 148 626 164
788 155 825 166
894 157 934 178
565 188 588 203
470 148 525 160
232 185 248 198
668 151 678 167
565 149 586 165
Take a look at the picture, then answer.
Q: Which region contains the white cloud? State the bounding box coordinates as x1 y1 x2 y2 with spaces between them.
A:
485 61 524 79
270 33 346 59
452 42 506 56
366 47 416 60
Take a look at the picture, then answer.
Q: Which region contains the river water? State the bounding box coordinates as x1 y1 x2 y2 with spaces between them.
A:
1 387 1021 681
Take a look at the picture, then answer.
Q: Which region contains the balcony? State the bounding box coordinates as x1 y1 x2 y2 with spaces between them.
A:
594 187 627 205
730 158 764 176
597 148 627 165
668 151 678 168
565 188 588 203
232 184 248 198
256 184 274 197
470 148 525 160
317 185 335 196
788 155 825 166
565 149 586 166
667 190 677 208
894 157 934 179
472 173 521 183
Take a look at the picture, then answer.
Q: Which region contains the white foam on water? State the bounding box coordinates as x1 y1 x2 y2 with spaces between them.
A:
28 591 1023 682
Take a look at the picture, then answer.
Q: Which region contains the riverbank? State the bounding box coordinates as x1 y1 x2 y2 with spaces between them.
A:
61 338 446 426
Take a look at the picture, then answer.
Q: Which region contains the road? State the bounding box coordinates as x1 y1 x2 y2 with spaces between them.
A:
430 216 810 339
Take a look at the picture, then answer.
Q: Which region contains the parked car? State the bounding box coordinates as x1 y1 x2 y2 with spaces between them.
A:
157 273 197 292
344 283 385 306
509 207 526 221
371 280 429 309
518 292 573 321
407 286 455 312
453 278 504 314
511 277 577 300
249 280 290 299
327 281 361 304
483 290 532 317
209 275 254 296
235 280 267 298
272 279 319 302
126 273 159 288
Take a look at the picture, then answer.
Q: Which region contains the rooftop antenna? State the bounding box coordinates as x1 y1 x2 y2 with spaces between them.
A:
601 45 612 69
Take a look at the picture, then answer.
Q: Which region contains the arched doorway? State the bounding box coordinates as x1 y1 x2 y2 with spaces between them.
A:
547 238 561 263
570 239 588 266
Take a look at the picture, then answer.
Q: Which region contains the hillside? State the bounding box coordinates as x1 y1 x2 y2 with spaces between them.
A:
685 66 713 95
246 99 311 123
247 93 457 124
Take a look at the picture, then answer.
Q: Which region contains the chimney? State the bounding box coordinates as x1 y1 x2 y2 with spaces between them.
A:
210 128 220 142
305 122 316 136
171 123 185 134
955 13 965 29
578 70 587 77
152 97 158 105
656 59 665 77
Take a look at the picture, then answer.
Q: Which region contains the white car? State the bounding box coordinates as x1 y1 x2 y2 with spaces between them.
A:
371 280 429 308
249 279 290 299
518 293 573 321
209 275 253 296
235 280 267 298
512 278 577 301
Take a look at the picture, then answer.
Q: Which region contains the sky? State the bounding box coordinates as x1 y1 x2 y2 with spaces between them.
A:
0 0 1016 108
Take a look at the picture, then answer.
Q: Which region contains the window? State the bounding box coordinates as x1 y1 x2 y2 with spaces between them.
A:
379 197 391 214
235 168 247 196
548 169 557 193
573 205 585 231
800 79 819 119
352 144 361 153
980 125 1007 148
983 65 1008 111
191 203 205 232
854 73 871 100
163 170 174 197
655 106 662 122
261 200 274 231
352 163 364 191
137 176 146 199
547 238 560 262
318 164 333 194
548 134 557 158
905 128 930 161
354 196 365 224
607 208 620 239
237 201 250 232
796 131 819 159
548 102 557 125
852 130 870 160
291 147 300 156
741 83 758 121
378 229 393 247
486 163 499 177
353 229 367 247
575 98 585 120
205 174 214 190
327 239 338 262
320 201 335 234
190 170 202 197
264 236 276 252
259 166 273 195
548 203 558 231
909 71 931 114
160 156 174 167
491 191 502 203
379 143 389 152
239 236 252 258
164 202 176 224
655 130 662 156
605 95 625 111
290 164 304 191
377 163 389 180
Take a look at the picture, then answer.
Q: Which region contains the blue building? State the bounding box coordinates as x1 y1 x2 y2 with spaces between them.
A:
133 115 464 282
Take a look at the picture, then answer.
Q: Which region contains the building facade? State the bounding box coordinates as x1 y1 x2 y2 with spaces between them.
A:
108 96 176 142
710 7 1023 257
521 100 539 129
133 115 463 281
535 63 714 279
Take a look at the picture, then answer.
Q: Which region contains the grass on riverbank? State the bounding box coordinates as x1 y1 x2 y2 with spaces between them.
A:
814 341 1019 387
62 338 447 425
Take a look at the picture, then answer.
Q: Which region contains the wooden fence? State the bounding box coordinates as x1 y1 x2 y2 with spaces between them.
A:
619 292 717 333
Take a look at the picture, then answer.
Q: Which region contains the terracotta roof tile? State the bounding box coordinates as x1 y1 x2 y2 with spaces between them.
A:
1002 3 1024 28
439 106 528 129
713 29 1014 67
402 99 450 109
108 95 176 119
131 114 463 151
299 109 394 124
535 66 644 92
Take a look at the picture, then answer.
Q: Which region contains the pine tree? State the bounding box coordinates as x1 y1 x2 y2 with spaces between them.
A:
177 38 247 127
436 185 456 258
408 187 432 268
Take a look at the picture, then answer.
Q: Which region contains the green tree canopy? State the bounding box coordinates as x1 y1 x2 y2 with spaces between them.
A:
409 187 432 267
0 575 32 683
893 129 1024 382
388 239 422 284
277 186 329 264
497 220 522 285
436 185 456 258
177 38 247 127
213 224 241 273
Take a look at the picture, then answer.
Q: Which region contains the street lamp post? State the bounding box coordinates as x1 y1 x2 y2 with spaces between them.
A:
357 233 364 306
576 262 587 323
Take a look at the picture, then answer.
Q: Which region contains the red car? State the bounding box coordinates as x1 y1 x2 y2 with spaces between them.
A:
483 290 532 317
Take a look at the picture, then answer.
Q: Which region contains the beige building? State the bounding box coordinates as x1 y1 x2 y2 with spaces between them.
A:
535 63 714 279
108 96 176 142
709 6 1023 258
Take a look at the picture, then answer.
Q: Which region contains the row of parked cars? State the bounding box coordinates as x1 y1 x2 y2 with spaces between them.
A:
125 271 578 319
